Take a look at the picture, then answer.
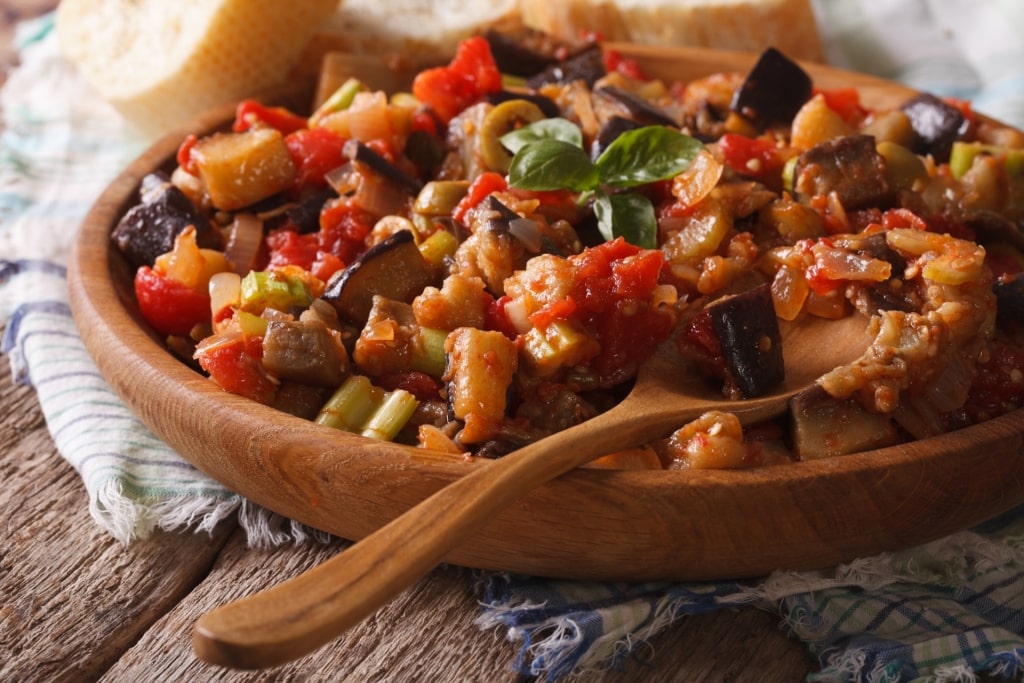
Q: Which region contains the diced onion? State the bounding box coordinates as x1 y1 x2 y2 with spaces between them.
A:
509 217 544 253
352 173 408 217
224 212 264 275
325 162 359 195
208 271 241 331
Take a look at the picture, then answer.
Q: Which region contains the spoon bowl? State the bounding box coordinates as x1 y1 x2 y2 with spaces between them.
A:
192 312 873 669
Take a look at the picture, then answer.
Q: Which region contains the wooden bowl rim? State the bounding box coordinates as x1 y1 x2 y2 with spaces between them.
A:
67 43 1024 581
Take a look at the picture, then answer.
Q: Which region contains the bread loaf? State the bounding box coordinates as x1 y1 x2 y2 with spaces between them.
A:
56 0 339 138
519 0 824 62
290 0 523 80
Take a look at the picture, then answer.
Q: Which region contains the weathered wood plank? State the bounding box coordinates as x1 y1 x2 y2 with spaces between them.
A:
0 356 235 682
104 531 813 682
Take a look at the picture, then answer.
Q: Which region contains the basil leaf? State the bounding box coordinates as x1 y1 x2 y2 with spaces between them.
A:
596 126 703 188
593 192 657 249
508 139 599 192
500 118 583 155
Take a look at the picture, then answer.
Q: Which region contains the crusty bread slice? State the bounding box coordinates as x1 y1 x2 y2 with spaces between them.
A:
56 0 339 138
290 0 523 80
519 0 824 62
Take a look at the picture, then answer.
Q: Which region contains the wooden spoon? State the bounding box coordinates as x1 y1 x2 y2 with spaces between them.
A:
193 312 872 669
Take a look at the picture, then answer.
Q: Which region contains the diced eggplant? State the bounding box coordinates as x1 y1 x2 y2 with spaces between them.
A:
486 89 561 118
483 28 559 77
994 273 1024 321
706 283 785 398
190 128 296 211
262 319 349 387
900 93 967 162
792 134 891 209
111 172 216 268
730 47 812 129
593 85 678 127
590 116 643 161
344 139 424 193
790 384 902 459
403 129 446 174
525 43 606 89
272 382 334 421
286 186 336 234
478 195 520 233
322 230 442 325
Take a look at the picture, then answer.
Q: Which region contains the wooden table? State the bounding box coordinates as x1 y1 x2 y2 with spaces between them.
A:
0 5 814 681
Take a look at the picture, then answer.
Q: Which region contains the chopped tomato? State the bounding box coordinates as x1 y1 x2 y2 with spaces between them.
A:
265 230 320 272
603 49 649 81
452 171 508 224
718 133 787 184
957 342 1024 423
565 239 675 385
815 87 867 124
412 36 502 123
285 127 347 190
134 266 211 338
233 100 308 135
529 298 578 331
376 371 442 401
196 335 277 404
881 208 928 231
176 134 199 175
485 295 520 339
318 197 375 262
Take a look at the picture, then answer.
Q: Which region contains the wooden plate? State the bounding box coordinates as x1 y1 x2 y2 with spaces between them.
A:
68 44 1024 581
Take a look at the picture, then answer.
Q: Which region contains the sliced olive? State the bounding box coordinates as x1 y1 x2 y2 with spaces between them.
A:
479 99 547 173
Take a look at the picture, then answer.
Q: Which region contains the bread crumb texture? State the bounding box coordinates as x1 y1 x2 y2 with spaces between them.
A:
56 0 339 137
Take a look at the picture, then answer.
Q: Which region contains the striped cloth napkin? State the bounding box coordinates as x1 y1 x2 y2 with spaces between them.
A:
2 4 1023 681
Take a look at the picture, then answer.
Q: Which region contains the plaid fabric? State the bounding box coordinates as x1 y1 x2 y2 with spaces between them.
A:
3 5 1024 682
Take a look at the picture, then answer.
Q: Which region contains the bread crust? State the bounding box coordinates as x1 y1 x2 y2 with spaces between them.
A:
519 0 824 62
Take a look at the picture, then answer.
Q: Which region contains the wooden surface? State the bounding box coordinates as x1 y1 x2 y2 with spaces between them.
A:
0 354 815 681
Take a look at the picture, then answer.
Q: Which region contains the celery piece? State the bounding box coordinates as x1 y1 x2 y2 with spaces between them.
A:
949 141 1024 179
315 375 384 432
240 270 313 314
417 229 459 268
361 389 419 441
410 327 449 378
309 78 366 128
236 310 268 338
781 155 799 193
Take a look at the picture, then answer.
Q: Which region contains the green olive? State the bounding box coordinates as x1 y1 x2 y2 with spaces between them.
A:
479 99 546 173
413 180 470 217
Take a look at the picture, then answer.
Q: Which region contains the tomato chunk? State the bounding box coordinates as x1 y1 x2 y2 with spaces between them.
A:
196 336 277 404
233 100 308 135
134 266 211 337
412 36 502 123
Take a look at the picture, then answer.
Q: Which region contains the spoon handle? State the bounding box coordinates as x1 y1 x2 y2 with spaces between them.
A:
192 405 672 669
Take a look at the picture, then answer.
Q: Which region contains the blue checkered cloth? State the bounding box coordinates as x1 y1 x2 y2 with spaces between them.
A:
3 5 1024 681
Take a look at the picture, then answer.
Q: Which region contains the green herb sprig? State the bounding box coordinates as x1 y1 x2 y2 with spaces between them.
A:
502 119 703 248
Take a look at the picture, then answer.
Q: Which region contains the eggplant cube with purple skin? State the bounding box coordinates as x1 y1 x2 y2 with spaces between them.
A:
684 283 785 399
